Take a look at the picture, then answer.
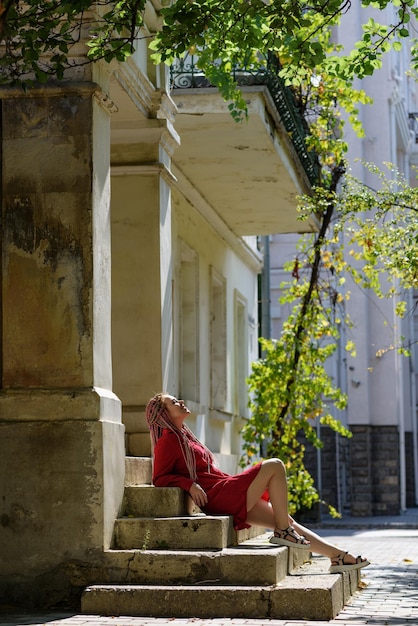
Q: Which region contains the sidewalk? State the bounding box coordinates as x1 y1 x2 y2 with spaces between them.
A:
311 506 418 530
1 509 417 626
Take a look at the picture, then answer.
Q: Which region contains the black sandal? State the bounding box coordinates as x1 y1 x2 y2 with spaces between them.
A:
329 551 370 573
269 525 311 549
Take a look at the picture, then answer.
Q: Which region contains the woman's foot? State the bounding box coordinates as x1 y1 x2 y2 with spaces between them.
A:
329 550 370 573
269 525 311 549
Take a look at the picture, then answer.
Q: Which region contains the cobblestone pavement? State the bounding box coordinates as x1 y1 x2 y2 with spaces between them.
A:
1 510 417 626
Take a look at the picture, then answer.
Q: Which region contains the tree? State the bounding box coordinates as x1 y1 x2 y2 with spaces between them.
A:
0 1 147 84
234 12 418 514
243 160 418 515
151 0 417 118
0 1 417 91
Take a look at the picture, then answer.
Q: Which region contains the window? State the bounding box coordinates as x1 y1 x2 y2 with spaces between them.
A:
234 291 248 417
210 268 227 410
179 241 199 402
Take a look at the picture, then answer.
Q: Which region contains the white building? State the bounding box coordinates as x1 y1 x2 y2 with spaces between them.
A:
268 3 418 516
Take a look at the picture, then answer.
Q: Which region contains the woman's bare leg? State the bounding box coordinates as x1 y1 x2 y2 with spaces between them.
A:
245 459 308 545
245 498 276 528
291 517 362 563
245 459 292 530
246 500 366 564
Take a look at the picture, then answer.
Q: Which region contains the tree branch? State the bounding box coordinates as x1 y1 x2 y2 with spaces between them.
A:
274 162 346 432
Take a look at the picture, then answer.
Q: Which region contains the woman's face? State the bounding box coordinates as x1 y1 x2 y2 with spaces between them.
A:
164 395 191 426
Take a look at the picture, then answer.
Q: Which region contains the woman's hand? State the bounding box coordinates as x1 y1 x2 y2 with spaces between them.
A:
189 482 208 508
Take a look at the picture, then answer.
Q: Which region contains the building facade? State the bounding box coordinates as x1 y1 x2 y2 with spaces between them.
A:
268 3 418 517
0 2 316 607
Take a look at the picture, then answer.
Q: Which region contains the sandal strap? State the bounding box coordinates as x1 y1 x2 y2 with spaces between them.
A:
331 551 365 566
275 525 308 545
331 551 348 566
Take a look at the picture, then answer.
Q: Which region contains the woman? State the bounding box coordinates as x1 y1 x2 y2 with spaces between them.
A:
145 392 370 574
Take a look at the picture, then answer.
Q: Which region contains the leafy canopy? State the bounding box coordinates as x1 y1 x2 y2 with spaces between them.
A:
1 1 418 92
152 0 417 113
0 1 147 84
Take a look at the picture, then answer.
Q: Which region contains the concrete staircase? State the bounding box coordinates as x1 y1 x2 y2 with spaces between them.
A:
81 457 362 621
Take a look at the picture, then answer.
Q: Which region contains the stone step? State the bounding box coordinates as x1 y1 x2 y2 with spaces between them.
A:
114 514 270 551
125 456 151 486
122 460 266 543
81 558 358 621
97 543 293 586
80 537 359 620
94 459 359 621
124 484 198 517
118 481 269 548
113 515 231 550
127 433 151 457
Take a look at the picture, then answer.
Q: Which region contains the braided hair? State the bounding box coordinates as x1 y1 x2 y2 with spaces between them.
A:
145 393 215 482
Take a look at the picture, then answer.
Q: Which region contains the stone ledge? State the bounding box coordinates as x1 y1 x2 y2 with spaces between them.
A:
113 515 231 550
81 576 344 620
95 545 290 586
125 456 152 486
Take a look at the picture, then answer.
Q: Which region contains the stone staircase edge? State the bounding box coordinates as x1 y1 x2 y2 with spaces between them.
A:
81 575 346 620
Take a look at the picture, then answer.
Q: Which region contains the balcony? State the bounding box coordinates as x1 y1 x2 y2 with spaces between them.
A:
170 53 320 236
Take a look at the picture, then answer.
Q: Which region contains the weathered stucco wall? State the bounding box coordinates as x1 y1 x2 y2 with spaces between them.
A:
1 420 99 605
2 93 95 387
111 172 164 406
0 88 124 608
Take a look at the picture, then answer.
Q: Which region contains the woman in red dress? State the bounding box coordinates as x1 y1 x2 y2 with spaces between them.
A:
145 393 370 574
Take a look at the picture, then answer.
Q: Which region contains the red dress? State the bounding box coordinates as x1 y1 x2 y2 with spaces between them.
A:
152 428 266 530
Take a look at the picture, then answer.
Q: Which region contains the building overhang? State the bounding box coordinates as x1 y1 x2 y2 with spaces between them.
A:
109 61 320 238
171 87 319 236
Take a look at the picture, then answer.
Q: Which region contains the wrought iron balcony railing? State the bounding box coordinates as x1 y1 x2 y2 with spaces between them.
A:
170 53 320 186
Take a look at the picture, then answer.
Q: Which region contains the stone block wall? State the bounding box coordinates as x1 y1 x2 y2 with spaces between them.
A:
405 431 416 508
349 425 373 516
349 425 401 515
349 425 402 515
298 427 341 521
302 424 411 517
370 425 400 514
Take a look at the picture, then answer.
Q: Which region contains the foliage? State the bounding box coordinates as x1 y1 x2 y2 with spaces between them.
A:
242 158 418 516
242 165 350 515
220 5 418 518
235 23 368 516
0 1 418 92
338 163 418 298
0 1 147 84
151 0 418 118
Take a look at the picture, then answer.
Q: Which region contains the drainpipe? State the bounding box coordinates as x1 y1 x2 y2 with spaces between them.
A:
258 235 271 459
260 236 271 343
408 290 418 505
390 96 407 512
394 291 407 512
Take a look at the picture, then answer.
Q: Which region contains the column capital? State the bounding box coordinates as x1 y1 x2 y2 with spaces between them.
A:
94 88 119 114
0 81 98 100
0 387 121 423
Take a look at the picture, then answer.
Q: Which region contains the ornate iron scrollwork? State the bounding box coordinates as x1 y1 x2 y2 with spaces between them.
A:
170 52 320 185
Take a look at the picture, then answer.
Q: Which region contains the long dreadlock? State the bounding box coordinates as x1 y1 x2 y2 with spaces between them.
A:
145 393 215 482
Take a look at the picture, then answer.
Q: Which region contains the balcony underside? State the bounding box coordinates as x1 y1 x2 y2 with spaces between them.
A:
171 87 318 236
109 65 318 237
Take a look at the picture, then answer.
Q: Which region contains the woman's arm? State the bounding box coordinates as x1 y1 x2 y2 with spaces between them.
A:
188 481 208 507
